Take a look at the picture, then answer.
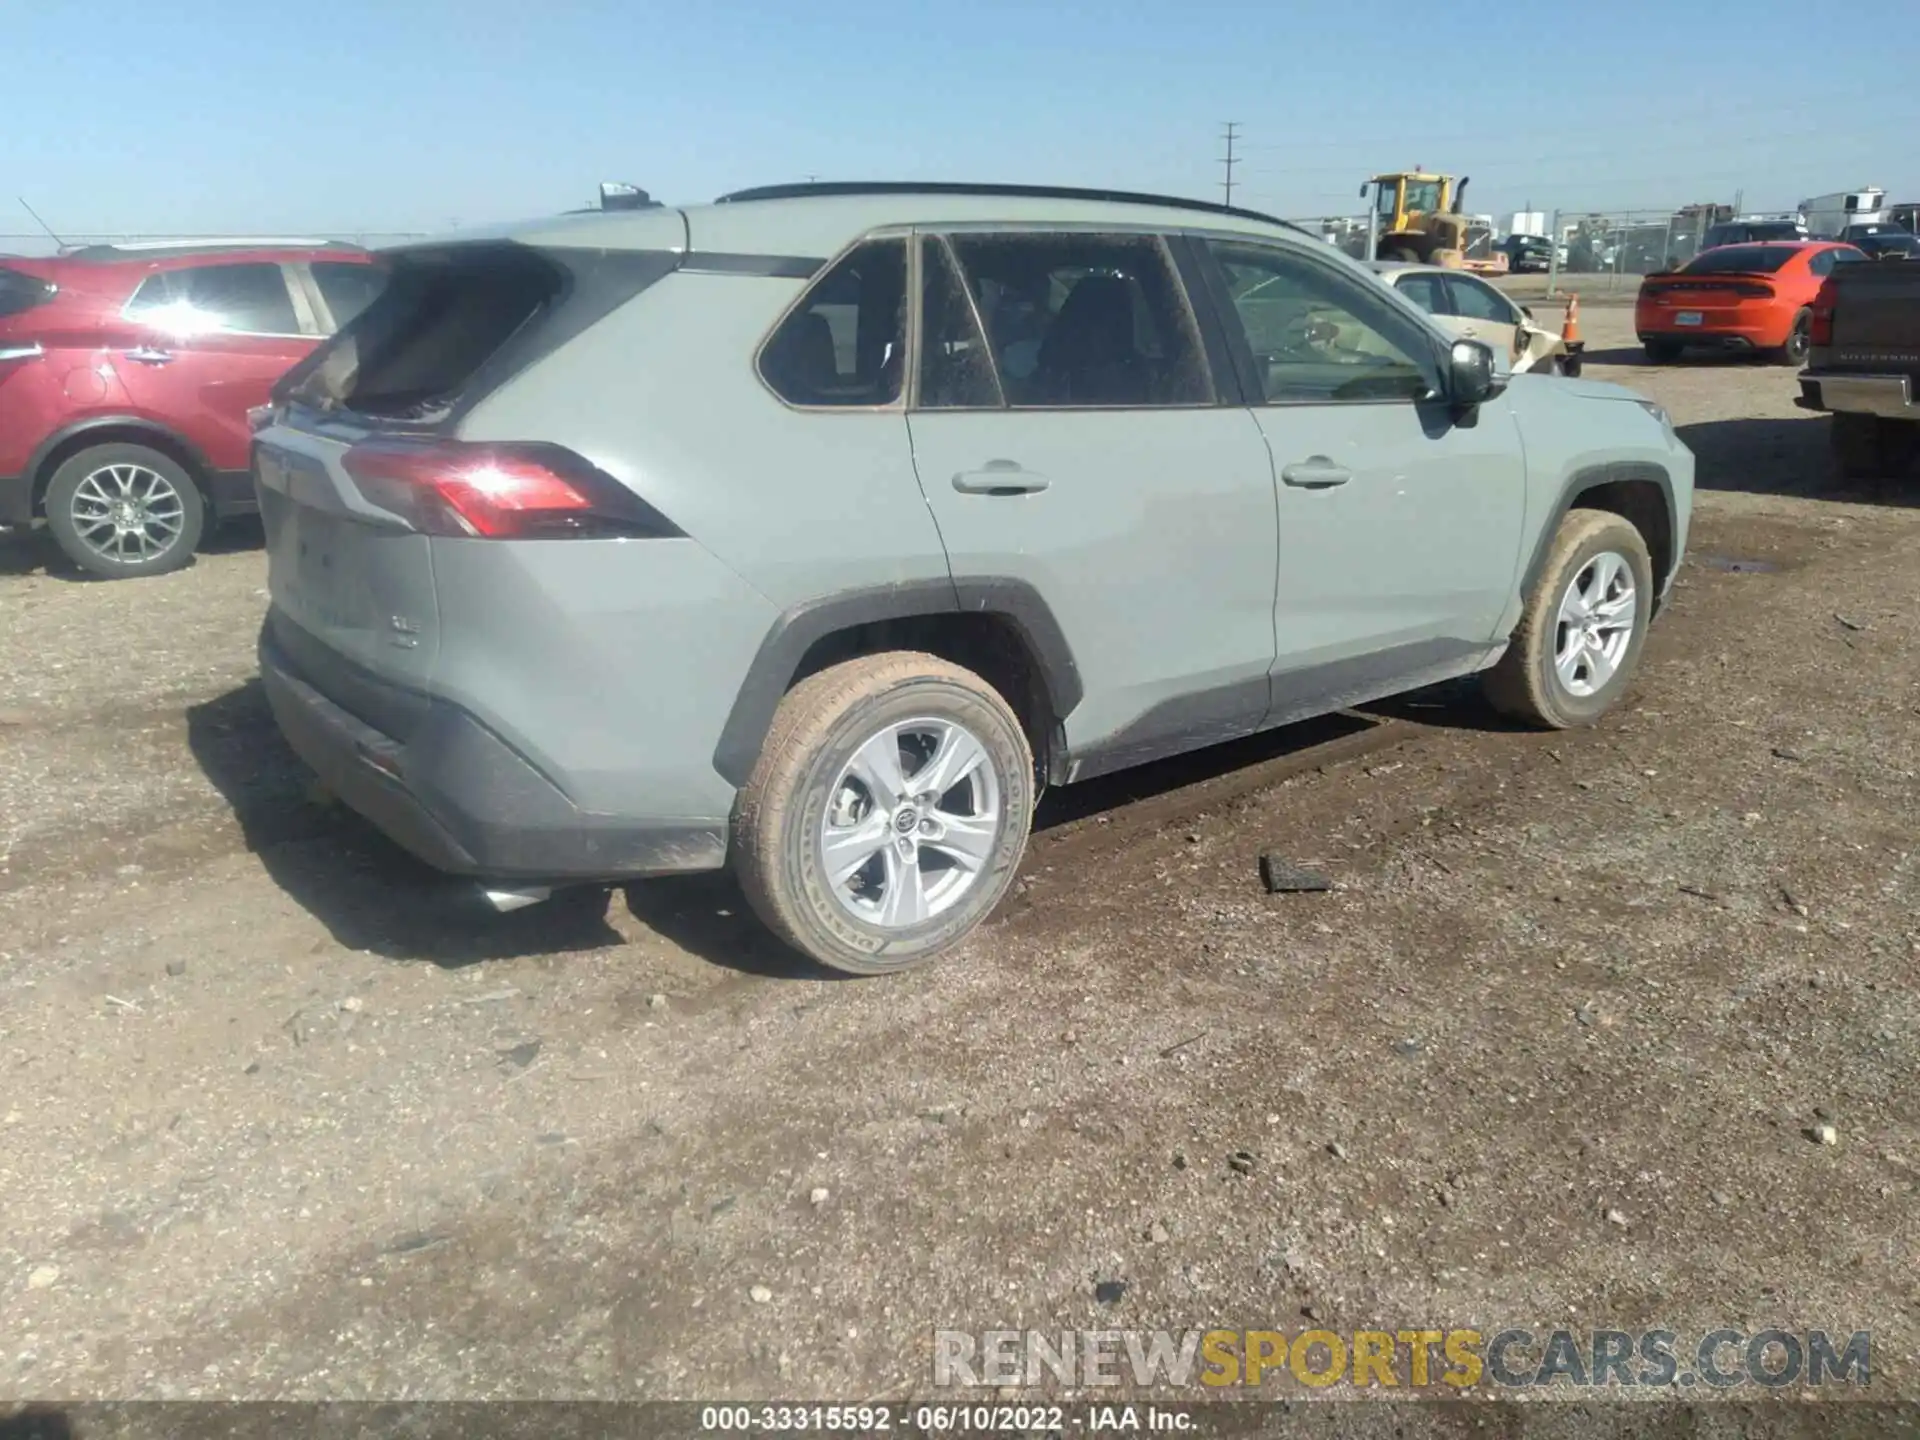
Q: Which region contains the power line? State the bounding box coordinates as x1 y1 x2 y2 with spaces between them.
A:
1220 122 1240 208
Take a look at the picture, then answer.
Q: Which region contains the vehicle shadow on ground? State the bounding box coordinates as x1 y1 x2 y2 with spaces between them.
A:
1678 415 1920 504
0 517 262 579
185 680 628 968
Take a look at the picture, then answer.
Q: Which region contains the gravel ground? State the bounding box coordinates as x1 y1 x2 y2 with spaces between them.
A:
2 307 1917 1405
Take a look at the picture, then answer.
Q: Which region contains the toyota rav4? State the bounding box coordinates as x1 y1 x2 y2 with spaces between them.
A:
252 182 1694 974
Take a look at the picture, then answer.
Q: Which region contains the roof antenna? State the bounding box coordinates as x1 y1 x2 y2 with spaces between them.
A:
18 197 67 249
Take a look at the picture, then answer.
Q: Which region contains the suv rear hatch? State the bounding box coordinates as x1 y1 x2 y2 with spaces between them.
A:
255 235 684 713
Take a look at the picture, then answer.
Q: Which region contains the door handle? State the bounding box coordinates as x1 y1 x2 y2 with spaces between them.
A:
953 461 1049 495
1280 458 1352 489
124 346 174 365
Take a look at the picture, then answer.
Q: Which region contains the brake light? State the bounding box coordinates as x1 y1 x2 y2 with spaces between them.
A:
1810 278 1838 346
340 440 678 540
1730 282 1774 299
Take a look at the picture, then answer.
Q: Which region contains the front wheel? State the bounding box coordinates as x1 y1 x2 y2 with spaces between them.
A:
733 653 1035 975
1484 510 1655 729
43 443 204 579
1774 307 1812 367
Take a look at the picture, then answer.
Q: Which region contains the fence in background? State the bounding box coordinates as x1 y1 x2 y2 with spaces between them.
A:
0 231 426 257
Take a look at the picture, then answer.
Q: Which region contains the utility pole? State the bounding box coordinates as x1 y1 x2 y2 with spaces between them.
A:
1220 123 1240 208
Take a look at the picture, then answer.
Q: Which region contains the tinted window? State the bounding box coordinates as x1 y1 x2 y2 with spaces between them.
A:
760 239 905 407
1445 275 1517 324
1210 240 1439 404
0 266 55 318
942 233 1210 408
127 263 299 335
1394 273 1447 315
1682 245 1799 275
1860 235 1918 257
312 261 387 332
917 239 1003 410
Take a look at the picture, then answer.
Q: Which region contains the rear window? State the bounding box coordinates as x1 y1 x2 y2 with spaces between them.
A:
311 261 387 332
290 247 564 421
1682 245 1799 275
279 243 677 426
0 266 56 319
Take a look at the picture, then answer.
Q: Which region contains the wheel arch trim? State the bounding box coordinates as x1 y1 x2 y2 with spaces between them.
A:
28 415 216 504
1520 461 1677 603
711 577 1083 788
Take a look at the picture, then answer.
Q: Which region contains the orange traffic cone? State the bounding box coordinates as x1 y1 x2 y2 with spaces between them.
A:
1559 293 1585 377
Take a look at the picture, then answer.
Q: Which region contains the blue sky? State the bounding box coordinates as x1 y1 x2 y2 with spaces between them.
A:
5 0 1917 241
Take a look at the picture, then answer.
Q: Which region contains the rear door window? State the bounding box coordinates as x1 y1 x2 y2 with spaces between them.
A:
938 232 1212 408
127 262 302 335
760 239 906 407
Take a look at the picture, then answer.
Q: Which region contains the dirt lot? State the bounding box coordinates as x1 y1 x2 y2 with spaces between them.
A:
3 306 1917 1404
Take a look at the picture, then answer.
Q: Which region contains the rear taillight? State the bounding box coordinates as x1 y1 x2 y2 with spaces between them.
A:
1810 278 1838 346
1730 282 1774 299
340 441 679 540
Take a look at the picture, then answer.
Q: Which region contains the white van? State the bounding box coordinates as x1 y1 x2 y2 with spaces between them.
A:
1799 188 1887 239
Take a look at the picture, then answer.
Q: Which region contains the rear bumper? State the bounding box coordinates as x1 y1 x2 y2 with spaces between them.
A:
259 621 727 883
1796 373 1919 419
1636 327 1771 352
0 473 29 525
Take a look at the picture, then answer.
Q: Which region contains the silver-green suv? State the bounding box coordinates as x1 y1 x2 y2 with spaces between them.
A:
252 182 1693 974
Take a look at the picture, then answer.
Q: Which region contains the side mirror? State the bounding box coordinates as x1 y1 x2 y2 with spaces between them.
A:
1449 338 1506 407
1359 182 1370 199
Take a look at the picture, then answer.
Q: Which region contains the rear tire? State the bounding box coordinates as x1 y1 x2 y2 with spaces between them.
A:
733 652 1035 976
1775 308 1812 367
43 443 204 579
1831 413 1920 479
1484 510 1654 729
1642 338 1683 363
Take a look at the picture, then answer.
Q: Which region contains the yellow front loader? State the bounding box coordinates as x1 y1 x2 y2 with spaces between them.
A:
1361 171 1508 274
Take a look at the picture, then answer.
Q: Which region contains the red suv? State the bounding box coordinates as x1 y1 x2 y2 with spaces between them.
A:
0 240 384 578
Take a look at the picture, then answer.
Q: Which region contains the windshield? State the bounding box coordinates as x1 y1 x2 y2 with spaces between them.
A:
1682 245 1799 274
1403 180 1442 215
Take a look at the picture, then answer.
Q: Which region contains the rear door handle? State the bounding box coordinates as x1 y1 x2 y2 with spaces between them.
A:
953 461 1049 495
124 346 174 365
1280 458 1352 489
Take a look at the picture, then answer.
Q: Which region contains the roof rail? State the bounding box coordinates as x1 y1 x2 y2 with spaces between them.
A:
713 181 1313 235
57 237 364 260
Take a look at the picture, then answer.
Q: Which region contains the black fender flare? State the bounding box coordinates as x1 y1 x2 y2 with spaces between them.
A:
711 577 1082 788
1519 461 1678 602
27 415 217 500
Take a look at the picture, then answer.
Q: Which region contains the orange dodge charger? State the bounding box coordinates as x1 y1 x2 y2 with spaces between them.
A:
1635 240 1867 365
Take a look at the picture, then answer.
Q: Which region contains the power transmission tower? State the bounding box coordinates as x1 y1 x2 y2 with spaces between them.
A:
1220 122 1241 207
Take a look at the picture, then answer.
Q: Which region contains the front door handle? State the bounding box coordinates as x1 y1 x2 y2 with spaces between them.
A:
1280 458 1352 489
124 346 174 366
953 461 1049 495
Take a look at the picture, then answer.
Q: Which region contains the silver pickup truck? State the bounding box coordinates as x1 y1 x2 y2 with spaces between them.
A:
1796 257 1920 477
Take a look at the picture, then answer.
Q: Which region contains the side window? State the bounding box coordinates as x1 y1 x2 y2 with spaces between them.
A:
1444 275 1519 325
1393 273 1448 316
759 239 906 407
311 261 388 332
126 263 300 335
1831 247 1867 264
917 238 1004 410
1808 249 1835 278
1207 240 1440 404
941 232 1212 408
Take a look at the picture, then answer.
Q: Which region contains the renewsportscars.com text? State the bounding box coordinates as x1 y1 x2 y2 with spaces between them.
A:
933 1327 1871 1391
